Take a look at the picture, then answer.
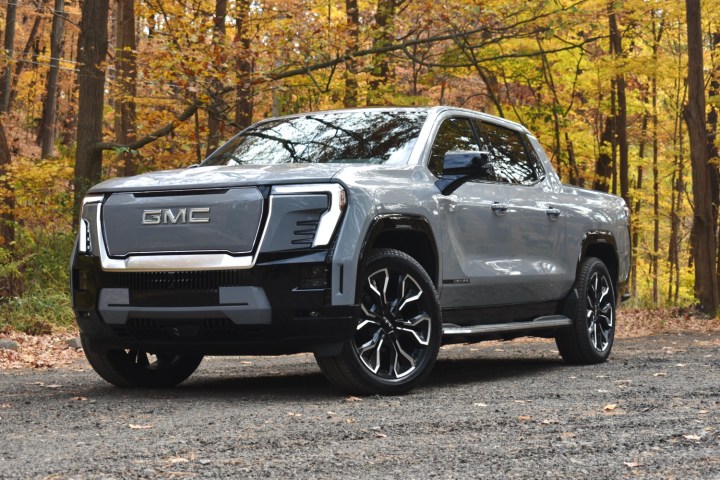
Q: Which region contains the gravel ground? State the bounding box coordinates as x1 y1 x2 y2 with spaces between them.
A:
1 334 719 479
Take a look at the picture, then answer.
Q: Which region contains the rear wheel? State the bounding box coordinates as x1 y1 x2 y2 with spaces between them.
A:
81 336 203 388
556 257 616 364
316 249 441 395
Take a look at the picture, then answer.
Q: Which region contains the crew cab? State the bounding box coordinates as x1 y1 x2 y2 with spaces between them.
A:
72 107 630 394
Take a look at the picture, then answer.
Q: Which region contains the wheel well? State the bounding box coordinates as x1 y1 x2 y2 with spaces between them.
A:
584 243 619 292
371 230 437 286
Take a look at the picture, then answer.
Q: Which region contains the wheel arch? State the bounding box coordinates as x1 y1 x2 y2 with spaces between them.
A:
580 231 619 295
359 214 440 287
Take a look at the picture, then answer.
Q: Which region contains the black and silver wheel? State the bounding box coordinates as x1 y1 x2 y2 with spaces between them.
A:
556 257 616 364
81 336 203 388
316 248 441 395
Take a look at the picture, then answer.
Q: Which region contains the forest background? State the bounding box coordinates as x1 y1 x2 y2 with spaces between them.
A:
0 0 718 334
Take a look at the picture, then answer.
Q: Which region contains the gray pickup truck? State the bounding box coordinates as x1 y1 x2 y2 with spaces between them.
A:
72 107 630 394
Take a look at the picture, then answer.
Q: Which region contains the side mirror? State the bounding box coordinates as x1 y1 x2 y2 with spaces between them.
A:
435 150 493 195
442 150 491 176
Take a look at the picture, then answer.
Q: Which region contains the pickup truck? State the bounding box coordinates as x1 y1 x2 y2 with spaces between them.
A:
72 107 631 394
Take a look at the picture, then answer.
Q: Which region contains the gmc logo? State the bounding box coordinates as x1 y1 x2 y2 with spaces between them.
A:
142 208 210 225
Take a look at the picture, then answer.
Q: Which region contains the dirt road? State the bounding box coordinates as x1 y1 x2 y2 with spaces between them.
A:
1 334 718 479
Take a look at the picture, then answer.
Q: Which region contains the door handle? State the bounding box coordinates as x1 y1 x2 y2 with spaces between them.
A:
491 202 508 216
546 207 561 220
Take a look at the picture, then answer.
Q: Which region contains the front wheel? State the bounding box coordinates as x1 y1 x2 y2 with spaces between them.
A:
81 336 203 388
316 249 442 395
555 257 616 364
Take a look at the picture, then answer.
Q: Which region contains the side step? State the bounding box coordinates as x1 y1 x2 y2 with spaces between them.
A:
442 315 572 336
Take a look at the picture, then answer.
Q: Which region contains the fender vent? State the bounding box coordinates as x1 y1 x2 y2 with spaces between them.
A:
291 220 318 246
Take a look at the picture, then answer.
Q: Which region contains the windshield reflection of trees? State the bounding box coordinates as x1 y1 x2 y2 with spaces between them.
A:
205 111 426 166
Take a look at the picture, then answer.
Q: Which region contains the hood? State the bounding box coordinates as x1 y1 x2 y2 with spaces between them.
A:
87 163 348 194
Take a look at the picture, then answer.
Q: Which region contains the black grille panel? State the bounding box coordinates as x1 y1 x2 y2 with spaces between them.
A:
112 318 268 342
105 270 258 291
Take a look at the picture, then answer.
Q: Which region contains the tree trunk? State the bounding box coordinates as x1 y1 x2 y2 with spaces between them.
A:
684 0 719 313
608 6 629 206
234 0 253 129
11 3 45 111
206 0 227 157
73 0 110 223
709 32 720 298
367 0 395 105
632 108 647 301
343 0 359 108
0 0 17 112
0 117 13 246
39 0 66 158
114 0 138 175
594 116 613 192
652 75 660 306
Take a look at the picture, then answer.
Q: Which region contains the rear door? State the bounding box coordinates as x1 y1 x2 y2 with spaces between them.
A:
473 120 568 303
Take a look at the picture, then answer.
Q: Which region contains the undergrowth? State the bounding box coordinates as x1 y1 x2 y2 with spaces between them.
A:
0 229 75 334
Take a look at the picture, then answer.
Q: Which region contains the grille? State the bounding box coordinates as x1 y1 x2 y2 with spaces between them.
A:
105 270 258 291
112 317 268 342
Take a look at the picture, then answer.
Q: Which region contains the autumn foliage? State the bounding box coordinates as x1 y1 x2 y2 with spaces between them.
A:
0 0 719 330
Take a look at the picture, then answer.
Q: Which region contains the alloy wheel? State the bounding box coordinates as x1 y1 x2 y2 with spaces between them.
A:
354 267 432 379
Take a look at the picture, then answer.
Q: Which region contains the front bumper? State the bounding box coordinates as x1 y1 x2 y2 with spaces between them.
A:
72 254 358 356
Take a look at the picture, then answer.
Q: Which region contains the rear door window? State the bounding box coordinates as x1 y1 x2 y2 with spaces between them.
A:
474 121 544 185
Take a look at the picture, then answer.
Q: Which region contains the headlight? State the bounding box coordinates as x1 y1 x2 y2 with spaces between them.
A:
261 184 346 252
78 195 104 255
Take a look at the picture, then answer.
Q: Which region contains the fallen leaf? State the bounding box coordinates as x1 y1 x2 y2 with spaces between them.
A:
683 434 701 441
128 424 154 429
375 432 387 438
603 404 618 412
624 462 642 468
653 372 667 377
518 415 532 422
168 457 189 464
345 396 362 402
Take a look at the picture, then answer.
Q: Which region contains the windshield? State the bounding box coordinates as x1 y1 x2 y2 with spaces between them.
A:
201 110 427 166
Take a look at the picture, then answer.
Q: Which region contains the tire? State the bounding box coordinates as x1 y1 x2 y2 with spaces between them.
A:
316 248 442 395
556 257 616 364
81 336 203 388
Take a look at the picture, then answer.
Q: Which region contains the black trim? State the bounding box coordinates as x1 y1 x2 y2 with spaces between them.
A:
579 230 628 305
358 214 439 286
72 255 358 356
